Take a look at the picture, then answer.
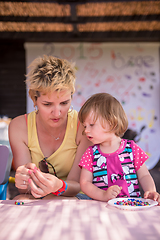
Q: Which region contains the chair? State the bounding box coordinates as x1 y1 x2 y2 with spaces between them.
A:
0 144 12 200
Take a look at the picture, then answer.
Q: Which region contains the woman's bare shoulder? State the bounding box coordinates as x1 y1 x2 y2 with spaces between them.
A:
9 114 28 137
9 114 26 127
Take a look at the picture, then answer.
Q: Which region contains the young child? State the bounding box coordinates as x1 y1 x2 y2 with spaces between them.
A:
78 93 160 204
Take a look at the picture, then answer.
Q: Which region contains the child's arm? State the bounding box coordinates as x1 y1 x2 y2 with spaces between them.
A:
137 163 160 205
80 167 121 202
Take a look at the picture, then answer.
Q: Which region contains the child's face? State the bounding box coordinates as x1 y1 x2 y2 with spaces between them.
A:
82 111 113 144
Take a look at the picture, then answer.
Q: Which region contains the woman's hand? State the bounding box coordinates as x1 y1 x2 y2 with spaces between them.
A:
144 191 160 205
15 163 37 190
28 168 63 198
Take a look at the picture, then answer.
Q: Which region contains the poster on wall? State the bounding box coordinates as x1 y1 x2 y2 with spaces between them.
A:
25 42 160 170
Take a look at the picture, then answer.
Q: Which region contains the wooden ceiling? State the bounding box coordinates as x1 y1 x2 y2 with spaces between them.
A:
0 0 160 42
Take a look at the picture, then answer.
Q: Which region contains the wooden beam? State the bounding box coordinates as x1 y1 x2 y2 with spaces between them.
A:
0 30 159 42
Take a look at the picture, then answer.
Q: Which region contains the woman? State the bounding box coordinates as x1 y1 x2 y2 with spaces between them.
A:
9 55 91 199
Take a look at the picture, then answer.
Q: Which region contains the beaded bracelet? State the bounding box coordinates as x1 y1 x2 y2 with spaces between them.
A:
52 180 68 196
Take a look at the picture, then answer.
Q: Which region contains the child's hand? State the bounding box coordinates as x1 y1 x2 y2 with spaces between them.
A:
144 191 160 205
104 185 122 201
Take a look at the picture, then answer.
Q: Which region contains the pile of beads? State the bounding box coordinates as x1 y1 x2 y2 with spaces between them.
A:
15 201 24 205
115 198 150 207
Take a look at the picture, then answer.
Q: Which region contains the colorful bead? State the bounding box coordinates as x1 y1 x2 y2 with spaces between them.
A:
15 201 24 205
114 198 150 207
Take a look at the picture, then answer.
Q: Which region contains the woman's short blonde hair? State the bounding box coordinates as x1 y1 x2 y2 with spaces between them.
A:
78 93 128 137
26 55 76 103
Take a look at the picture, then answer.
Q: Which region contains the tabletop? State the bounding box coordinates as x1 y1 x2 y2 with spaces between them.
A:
0 199 160 240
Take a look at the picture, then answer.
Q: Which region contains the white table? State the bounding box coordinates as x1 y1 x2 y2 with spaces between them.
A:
0 199 160 240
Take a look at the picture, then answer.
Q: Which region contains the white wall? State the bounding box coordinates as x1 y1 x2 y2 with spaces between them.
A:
25 42 160 170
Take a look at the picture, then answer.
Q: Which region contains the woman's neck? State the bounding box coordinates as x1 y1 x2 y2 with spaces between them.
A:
36 112 67 139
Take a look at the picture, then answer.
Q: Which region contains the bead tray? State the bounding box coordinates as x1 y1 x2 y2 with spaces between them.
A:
108 197 158 210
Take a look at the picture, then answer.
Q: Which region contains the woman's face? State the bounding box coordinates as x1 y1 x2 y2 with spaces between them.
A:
36 89 72 127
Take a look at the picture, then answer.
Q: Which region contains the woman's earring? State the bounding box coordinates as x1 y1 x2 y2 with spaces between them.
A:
34 105 38 114
68 105 73 113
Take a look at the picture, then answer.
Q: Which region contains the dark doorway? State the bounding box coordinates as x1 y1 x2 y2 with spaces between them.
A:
0 40 26 119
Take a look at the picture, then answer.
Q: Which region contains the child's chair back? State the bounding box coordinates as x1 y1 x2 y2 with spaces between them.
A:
0 145 12 200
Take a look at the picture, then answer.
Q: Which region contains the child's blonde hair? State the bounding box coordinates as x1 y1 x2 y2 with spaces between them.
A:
78 93 128 137
26 55 76 104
